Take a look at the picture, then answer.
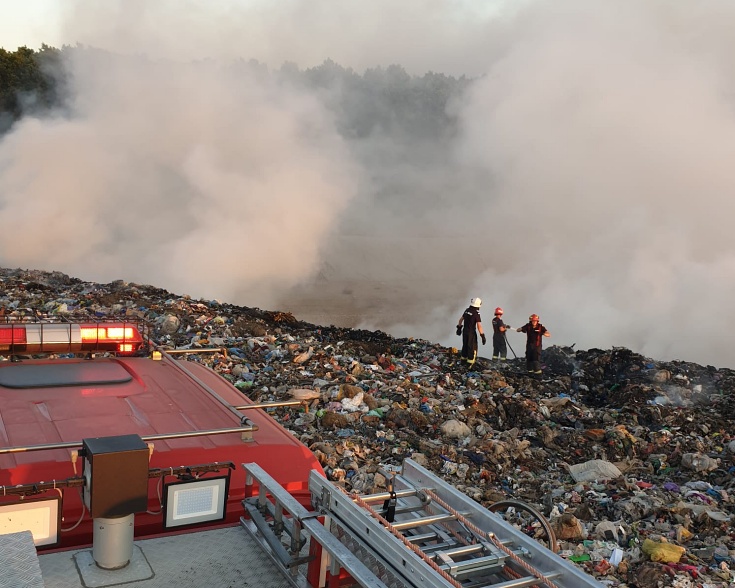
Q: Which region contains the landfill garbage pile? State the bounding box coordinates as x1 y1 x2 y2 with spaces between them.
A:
2 267 735 588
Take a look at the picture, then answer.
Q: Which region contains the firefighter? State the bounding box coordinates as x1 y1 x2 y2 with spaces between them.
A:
491 307 511 361
456 298 486 367
516 314 550 374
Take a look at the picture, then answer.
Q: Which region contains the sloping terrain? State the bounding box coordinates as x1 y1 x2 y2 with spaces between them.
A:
2 267 734 587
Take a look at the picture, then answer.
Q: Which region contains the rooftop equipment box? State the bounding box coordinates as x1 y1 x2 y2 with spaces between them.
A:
82 434 149 518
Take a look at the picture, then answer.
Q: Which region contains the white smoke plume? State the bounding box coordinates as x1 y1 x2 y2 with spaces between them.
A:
0 32 359 304
2 0 735 367
448 0 735 366
57 0 501 77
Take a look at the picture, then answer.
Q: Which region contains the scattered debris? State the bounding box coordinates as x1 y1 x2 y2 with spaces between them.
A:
3 266 735 587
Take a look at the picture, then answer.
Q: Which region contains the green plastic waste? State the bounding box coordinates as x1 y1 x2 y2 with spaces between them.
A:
569 554 591 563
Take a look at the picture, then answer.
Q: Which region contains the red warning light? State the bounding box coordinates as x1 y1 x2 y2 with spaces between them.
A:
0 323 144 355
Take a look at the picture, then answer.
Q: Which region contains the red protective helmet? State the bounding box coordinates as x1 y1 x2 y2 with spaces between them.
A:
495 307 503 315
529 314 539 321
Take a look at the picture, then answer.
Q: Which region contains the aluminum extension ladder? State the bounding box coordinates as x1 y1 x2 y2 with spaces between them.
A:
241 459 604 588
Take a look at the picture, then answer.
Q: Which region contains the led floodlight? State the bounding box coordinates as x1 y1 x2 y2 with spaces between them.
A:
163 476 229 529
0 496 61 547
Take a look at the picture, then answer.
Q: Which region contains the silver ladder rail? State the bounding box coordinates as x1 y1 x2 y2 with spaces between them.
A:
241 459 606 588
241 462 389 588
308 459 606 588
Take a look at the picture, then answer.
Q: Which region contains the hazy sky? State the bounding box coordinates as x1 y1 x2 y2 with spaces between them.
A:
2 0 735 367
1 0 508 76
1 1 63 51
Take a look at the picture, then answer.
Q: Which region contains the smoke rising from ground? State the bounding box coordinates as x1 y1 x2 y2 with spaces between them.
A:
447 0 735 367
0 48 358 304
1 0 735 367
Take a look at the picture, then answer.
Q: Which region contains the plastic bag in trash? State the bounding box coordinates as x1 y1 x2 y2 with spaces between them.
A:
641 539 685 563
568 459 622 482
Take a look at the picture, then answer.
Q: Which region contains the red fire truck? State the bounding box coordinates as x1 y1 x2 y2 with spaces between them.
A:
0 321 321 552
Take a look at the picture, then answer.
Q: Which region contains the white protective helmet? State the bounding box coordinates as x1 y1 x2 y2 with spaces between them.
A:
470 297 482 308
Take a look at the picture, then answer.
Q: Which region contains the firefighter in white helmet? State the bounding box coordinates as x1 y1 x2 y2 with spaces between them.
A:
455 297 485 367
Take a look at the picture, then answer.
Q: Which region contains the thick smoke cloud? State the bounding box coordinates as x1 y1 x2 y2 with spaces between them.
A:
0 46 358 304
58 0 502 77
1 0 735 367
449 0 735 366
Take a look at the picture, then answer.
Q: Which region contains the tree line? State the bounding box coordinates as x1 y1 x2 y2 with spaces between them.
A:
0 45 473 139
0 45 64 132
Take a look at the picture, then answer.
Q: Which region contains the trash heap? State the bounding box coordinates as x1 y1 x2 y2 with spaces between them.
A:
2 267 735 588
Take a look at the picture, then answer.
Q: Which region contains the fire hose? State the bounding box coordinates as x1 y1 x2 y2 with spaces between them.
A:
504 332 518 359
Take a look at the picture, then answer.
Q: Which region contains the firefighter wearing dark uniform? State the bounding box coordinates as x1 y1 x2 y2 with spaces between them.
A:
491 307 510 361
516 314 550 374
456 298 486 367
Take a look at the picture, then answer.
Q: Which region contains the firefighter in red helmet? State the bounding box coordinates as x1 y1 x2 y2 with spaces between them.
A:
516 314 550 374
491 307 511 361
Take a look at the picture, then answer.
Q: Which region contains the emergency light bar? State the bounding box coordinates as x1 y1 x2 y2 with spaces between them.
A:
0 323 145 355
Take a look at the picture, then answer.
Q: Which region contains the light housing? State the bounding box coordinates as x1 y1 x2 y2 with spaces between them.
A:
0 496 61 547
163 476 230 529
0 322 144 355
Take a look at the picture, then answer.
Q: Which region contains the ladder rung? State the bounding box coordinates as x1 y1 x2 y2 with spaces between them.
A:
358 488 422 503
391 513 456 531
479 571 563 588
405 531 439 543
438 554 507 578
418 541 459 554
378 503 427 517
436 543 486 559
